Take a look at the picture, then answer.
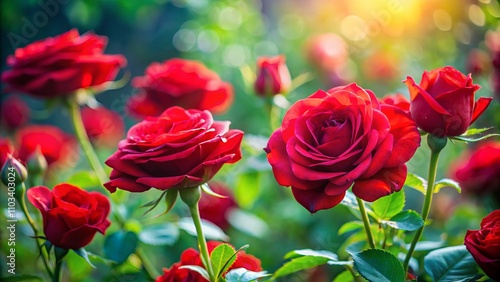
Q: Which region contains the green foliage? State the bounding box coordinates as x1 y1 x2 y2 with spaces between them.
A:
0 275 43 282
372 190 405 220
225 268 270 282
103 231 139 264
138 223 179 246
64 171 100 189
177 218 230 241
404 172 427 195
424 246 479 282
210 243 237 278
178 265 210 281
352 249 405 282
434 178 461 194
381 210 424 231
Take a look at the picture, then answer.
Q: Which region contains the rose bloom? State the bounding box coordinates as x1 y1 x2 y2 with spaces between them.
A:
0 138 15 169
305 33 348 73
127 59 233 118
1 29 126 98
199 181 237 230
27 183 111 249
361 52 401 81
104 106 243 193
1 96 30 130
82 106 125 148
265 83 420 213
464 209 500 281
15 125 78 166
156 241 262 282
254 55 292 96
451 141 500 200
380 93 410 112
404 66 492 137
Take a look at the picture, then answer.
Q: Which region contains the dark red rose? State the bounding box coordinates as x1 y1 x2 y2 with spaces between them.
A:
127 59 233 118
380 93 410 112
0 138 15 169
104 106 243 193
27 183 111 249
265 83 420 213
156 241 262 282
1 29 126 98
451 141 500 199
199 181 237 230
1 96 30 130
15 125 78 167
464 209 500 281
404 66 492 137
82 106 125 148
254 55 291 96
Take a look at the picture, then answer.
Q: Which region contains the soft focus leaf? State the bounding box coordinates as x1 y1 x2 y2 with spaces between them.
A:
352 249 405 282
452 133 500 142
462 127 493 136
272 256 330 279
201 183 227 198
235 172 261 208
424 245 478 282
227 208 268 237
225 268 270 282
404 172 428 195
210 243 237 278
73 248 96 268
372 190 405 219
177 217 230 241
338 221 364 235
434 178 461 194
179 265 210 281
382 210 424 231
103 231 139 264
64 171 100 189
414 240 445 251
0 275 43 281
333 270 356 282
138 223 179 246
284 249 338 261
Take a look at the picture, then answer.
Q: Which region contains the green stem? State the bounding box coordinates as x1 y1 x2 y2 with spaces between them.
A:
52 258 63 282
403 149 441 272
18 183 53 278
136 247 160 279
345 265 364 282
188 203 216 282
356 197 376 249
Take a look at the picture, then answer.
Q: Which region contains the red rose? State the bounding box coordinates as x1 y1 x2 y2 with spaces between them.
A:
466 49 490 75
361 52 400 81
451 141 500 199
265 83 420 213
380 93 410 112
15 125 78 167
104 106 243 193
404 66 492 137
156 241 262 282
1 29 126 98
199 181 237 230
27 183 111 249
0 138 15 169
82 106 125 148
127 59 233 118
464 209 500 281
305 33 348 73
254 55 291 96
1 96 30 130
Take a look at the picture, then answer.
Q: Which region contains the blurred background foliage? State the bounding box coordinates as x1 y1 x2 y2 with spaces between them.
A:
1 0 499 281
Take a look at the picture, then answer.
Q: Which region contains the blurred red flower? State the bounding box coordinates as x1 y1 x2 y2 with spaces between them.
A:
254 55 291 96
380 93 410 112
81 106 124 148
466 49 490 75
199 182 237 230
361 52 401 81
128 59 233 118
404 66 491 137
1 96 30 130
305 33 348 73
156 241 262 282
1 29 126 98
0 138 15 169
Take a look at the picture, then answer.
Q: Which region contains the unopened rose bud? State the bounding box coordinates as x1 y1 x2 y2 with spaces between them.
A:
27 146 48 177
1 155 28 186
254 55 291 97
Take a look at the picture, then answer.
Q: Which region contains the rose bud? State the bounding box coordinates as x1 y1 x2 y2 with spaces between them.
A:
404 66 492 137
1 155 28 186
26 146 48 178
1 29 126 99
127 59 233 118
81 106 125 148
27 183 111 249
464 209 500 281
254 55 292 97
1 96 30 130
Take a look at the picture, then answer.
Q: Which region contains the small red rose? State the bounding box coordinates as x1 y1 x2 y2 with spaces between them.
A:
254 55 292 96
82 106 125 148
1 96 30 130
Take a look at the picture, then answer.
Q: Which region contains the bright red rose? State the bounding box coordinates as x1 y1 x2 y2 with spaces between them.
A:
254 55 291 96
0 138 15 169
265 83 420 213
82 106 125 148
1 29 126 98
404 66 492 137
464 209 500 281
199 181 237 230
156 241 262 282
15 125 78 166
1 96 30 130
380 93 410 112
104 106 243 193
27 183 111 249
127 59 233 118
451 141 500 199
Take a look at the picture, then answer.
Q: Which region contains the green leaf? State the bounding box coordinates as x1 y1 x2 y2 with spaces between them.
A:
414 240 445 251
462 127 493 136
73 248 96 268
382 210 424 231
64 171 100 189
434 178 461 194
272 256 331 279
235 172 261 208
404 172 428 195
103 231 139 264
352 249 405 282
138 223 179 246
179 265 210 281
152 189 178 218
424 245 478 282
0 275 43 281
333 270 357 282
227 209 268 238
141 190 168 215
201 183 227 198
225 268 270 282
284 249 338 261
211 243 237 278
452 133 500 142
372 190 405 219
177 217 230 241
338 221 364 235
